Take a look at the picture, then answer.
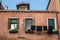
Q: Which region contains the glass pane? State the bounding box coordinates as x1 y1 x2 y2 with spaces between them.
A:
11 24 17 29
15 24 17 28
25 19 34 30
11 24 15 29
11 19 17 23
48 19 55 30
25 25 31 30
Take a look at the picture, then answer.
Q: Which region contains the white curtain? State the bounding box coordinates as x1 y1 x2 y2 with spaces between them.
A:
11 24 17 29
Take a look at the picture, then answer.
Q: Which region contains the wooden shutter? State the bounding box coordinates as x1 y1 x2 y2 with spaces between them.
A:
8 18 11 29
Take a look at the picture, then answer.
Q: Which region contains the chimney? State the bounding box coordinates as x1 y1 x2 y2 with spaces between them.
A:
16 2 30 10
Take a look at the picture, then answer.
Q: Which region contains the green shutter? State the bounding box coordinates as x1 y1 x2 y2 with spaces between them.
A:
17 18 19 29
8 18 11 30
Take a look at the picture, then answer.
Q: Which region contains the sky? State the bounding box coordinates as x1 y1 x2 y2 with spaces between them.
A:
2 0 49 10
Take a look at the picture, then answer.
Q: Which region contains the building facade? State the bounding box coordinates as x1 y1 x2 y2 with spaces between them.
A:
0 0 60 40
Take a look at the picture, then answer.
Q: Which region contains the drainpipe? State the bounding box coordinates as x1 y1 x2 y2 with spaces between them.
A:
56 12 59 40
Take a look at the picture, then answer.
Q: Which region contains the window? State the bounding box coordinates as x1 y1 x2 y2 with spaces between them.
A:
47 18 58 34
48 19 55 30
25 18 34 31
43 26 47 31
8 18 19 33
31 25 35 30
19 6 27 10
37 26 42 32
47 18 57 32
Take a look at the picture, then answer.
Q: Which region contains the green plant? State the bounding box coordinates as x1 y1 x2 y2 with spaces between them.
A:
52 30 58 34
9 29 18 33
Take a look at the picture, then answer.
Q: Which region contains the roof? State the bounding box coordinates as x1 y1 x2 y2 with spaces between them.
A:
46 0 51 10
16 2 29 6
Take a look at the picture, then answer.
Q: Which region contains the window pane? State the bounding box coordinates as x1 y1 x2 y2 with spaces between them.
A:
11 20 17 23
37 26 42 31
11 24 15 29
10 19 17 23
10 24 17 29
25 18 34 30
48 19 55 30
15 24 17 28
8 18 19 30
25 25 31 30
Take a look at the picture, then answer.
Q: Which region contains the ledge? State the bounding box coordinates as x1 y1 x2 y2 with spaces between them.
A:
0 10 58 13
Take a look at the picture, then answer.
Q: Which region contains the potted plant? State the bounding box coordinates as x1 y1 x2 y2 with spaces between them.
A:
52 30 58 34
9 28 18 33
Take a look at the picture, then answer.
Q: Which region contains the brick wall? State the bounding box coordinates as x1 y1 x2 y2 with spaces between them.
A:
0 11 58 40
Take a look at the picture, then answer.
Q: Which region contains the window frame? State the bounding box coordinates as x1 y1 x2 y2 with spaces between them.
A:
47 18 57 30
8 18 19 30
23 17 35 30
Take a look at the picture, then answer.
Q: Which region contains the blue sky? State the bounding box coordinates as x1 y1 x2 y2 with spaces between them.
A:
2 0 49 10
